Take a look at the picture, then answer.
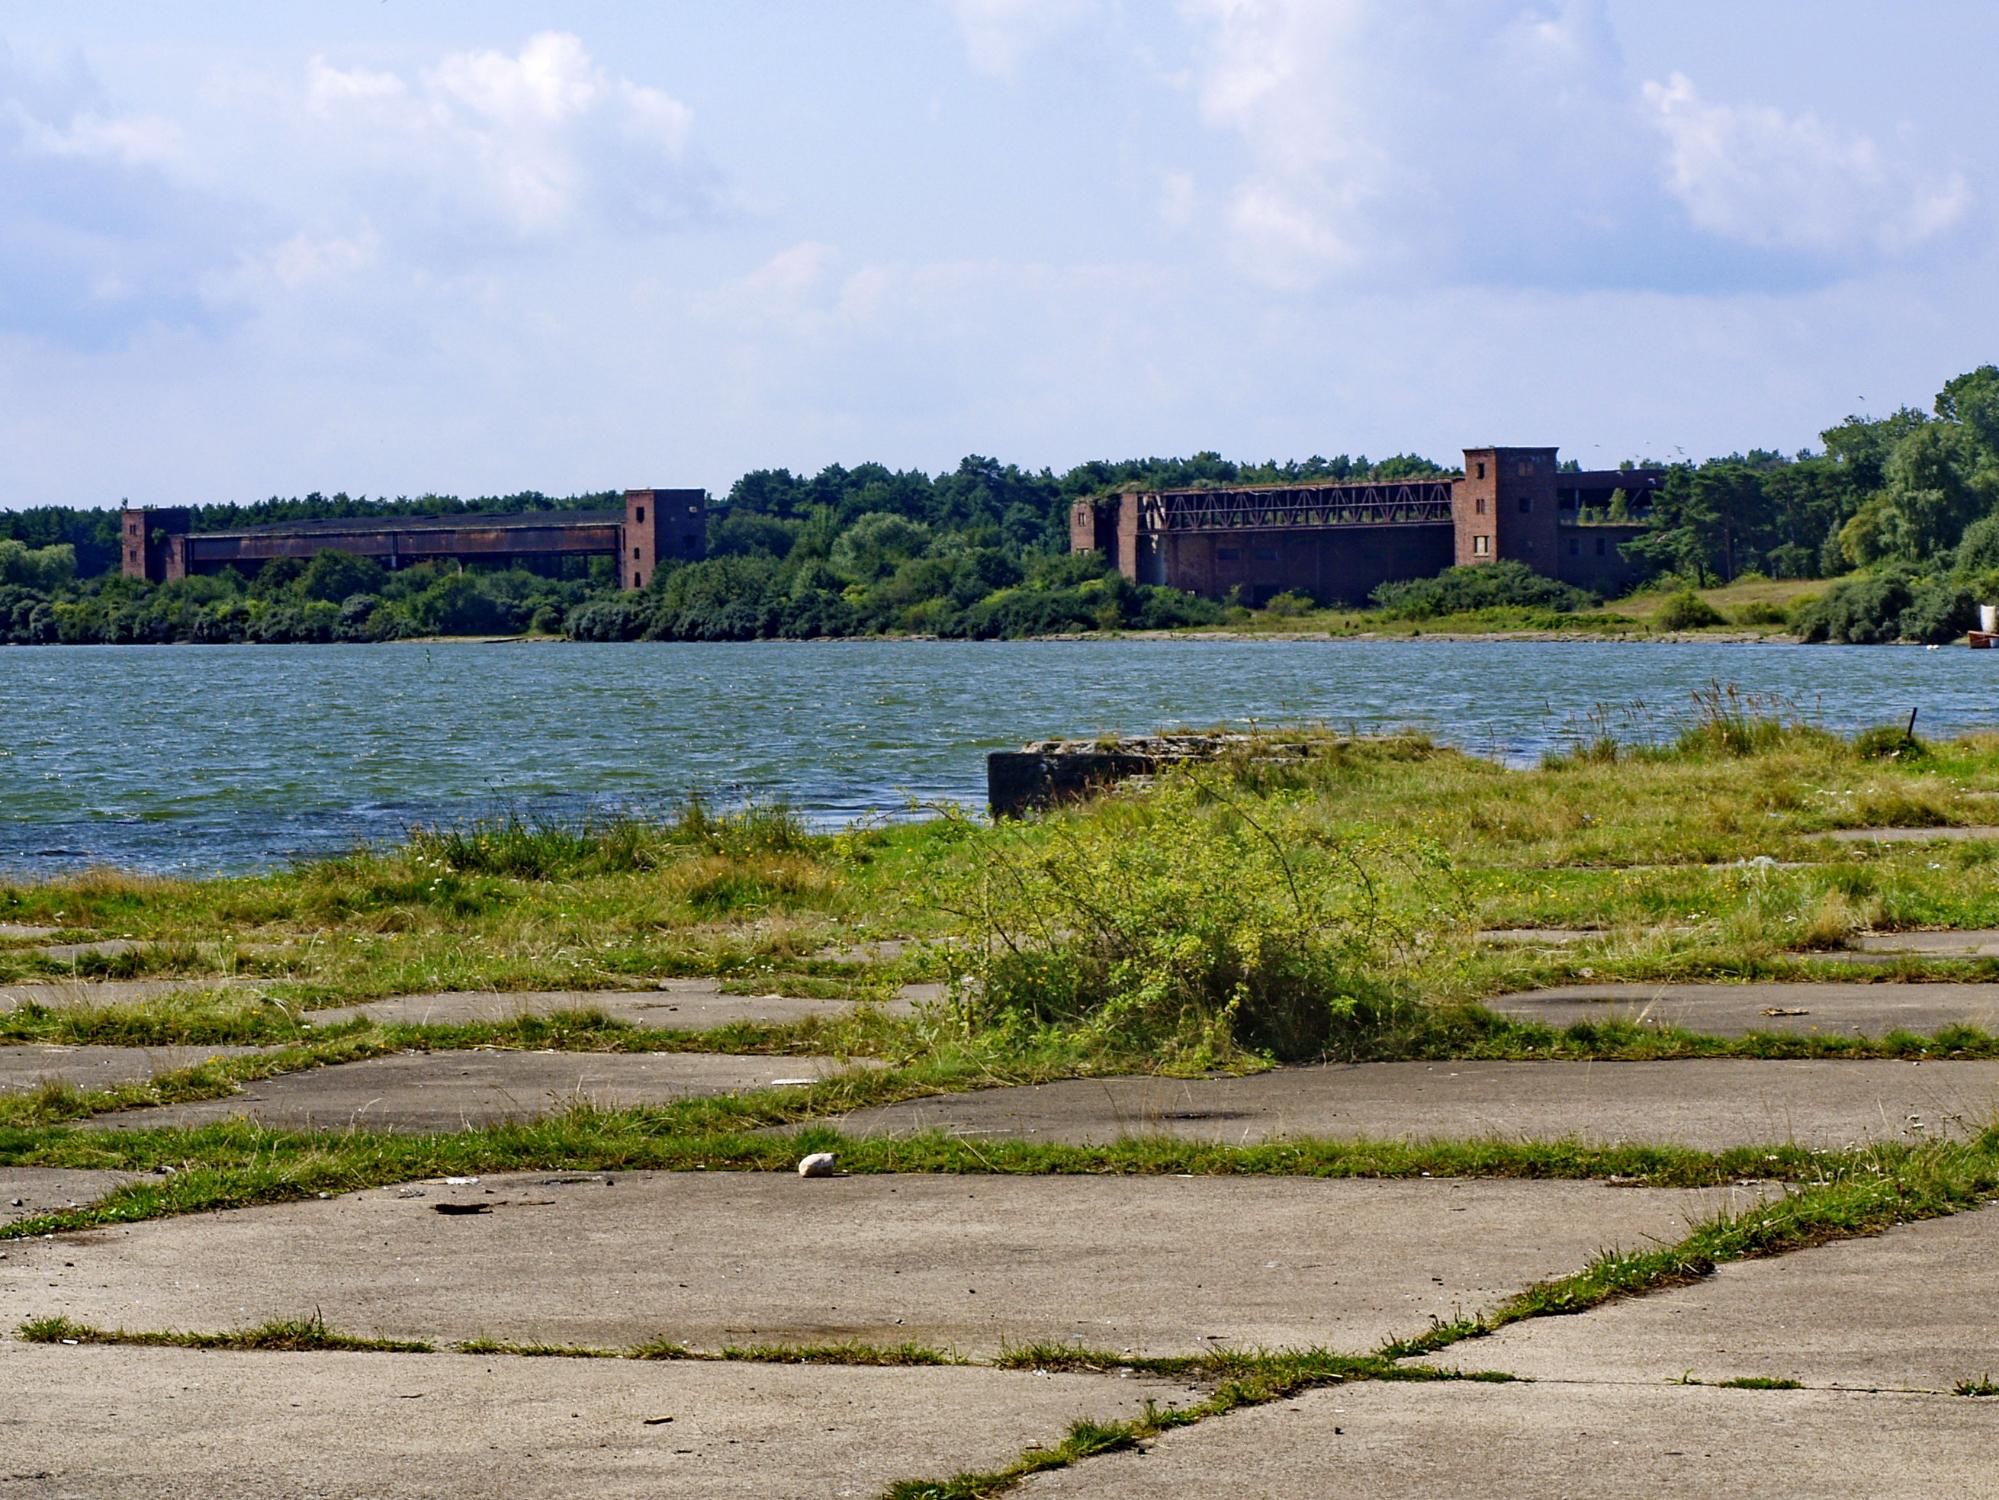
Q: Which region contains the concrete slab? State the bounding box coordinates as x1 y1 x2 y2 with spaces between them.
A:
1017 1380 1999 1499
1475 927 1695 947
1819 825 1999 843
1 1168 140 1224
0 923 60 940
305 978 914 1030
30 938 139 962
1492 981 1999 1036
820 938 910 963
1853 929 1999 957
0 978 247 1013
0 1341 1181 1500
0 1045 270 1094
0 1172 1753 1357
823 1060 1999 1151
1473 1204 1999 1392
90 1049 873 1133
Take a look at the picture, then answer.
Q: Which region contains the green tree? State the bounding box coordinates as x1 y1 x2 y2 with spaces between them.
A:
299 549 389 603
829 512 931 582
0 539 76 590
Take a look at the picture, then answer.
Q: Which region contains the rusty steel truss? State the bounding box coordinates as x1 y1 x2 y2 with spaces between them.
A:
1138 479 1455 533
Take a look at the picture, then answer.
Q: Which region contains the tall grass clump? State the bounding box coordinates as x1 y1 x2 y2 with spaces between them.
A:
927 772 1458 1063
402 797 809 881
1851 722 1928 762
1670 683 1831 759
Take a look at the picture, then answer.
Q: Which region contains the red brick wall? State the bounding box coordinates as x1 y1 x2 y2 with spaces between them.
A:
1455 447 1557 567
622 489 706 590
1162 525 1453 605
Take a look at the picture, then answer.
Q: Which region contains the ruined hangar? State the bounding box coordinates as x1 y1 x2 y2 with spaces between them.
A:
121 489 705 591
1071 447 1665 603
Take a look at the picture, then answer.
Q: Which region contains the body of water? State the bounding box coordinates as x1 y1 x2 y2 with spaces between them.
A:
3 638 1995 876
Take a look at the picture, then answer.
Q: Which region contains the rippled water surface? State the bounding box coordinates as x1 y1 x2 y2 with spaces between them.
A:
4 639 1995 875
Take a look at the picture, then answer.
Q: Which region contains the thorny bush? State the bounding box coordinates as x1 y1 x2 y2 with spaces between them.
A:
928 772 1462 1064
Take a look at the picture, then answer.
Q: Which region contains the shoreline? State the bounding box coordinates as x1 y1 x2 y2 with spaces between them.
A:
0 626 1820 648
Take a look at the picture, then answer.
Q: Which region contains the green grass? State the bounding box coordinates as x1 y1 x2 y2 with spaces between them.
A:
17 1313 432 1354
0 1115 1861 1242
1386 1135 1999 1362
11 722 1999 1491
883 1134 1999 1495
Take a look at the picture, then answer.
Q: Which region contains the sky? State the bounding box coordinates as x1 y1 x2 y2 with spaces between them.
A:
1 0 1994 510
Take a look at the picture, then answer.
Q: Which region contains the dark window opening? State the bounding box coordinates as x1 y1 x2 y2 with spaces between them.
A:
633 572 642 588
635 506 645 523
1253 547 1279 562
1518 460 1535 476
632 546 641 559
1474 496 1485 515
1475 462 1486 479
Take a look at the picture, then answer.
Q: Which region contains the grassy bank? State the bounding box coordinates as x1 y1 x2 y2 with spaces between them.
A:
4 699 1999 1067
1173 573 1837 641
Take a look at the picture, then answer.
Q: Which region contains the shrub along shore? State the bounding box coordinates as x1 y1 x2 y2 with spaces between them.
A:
6 698 1999 1086
5 362 1998 645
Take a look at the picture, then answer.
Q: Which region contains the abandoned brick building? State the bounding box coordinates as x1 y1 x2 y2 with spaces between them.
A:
1070 447 1665 603
121 489 706 591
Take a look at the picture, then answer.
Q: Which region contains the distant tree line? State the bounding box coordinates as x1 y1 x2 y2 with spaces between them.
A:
3 370 1997 644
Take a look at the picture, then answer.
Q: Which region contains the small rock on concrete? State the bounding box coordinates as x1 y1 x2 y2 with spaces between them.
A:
0 1168 139 1224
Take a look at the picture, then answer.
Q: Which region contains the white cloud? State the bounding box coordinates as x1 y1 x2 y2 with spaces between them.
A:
1180 0 1969 291
1183 0 1644 287
697 240 841 325
948 0 1100 76
0 44 252 346
1643 72 1969 259
10 105 183 169
302 32 704 239
265 227 383 291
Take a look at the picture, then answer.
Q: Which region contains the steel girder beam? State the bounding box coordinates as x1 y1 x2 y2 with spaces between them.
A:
1138 480 1454 533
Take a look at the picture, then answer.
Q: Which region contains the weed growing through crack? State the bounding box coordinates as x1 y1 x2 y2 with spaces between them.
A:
16 1313 432 1354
